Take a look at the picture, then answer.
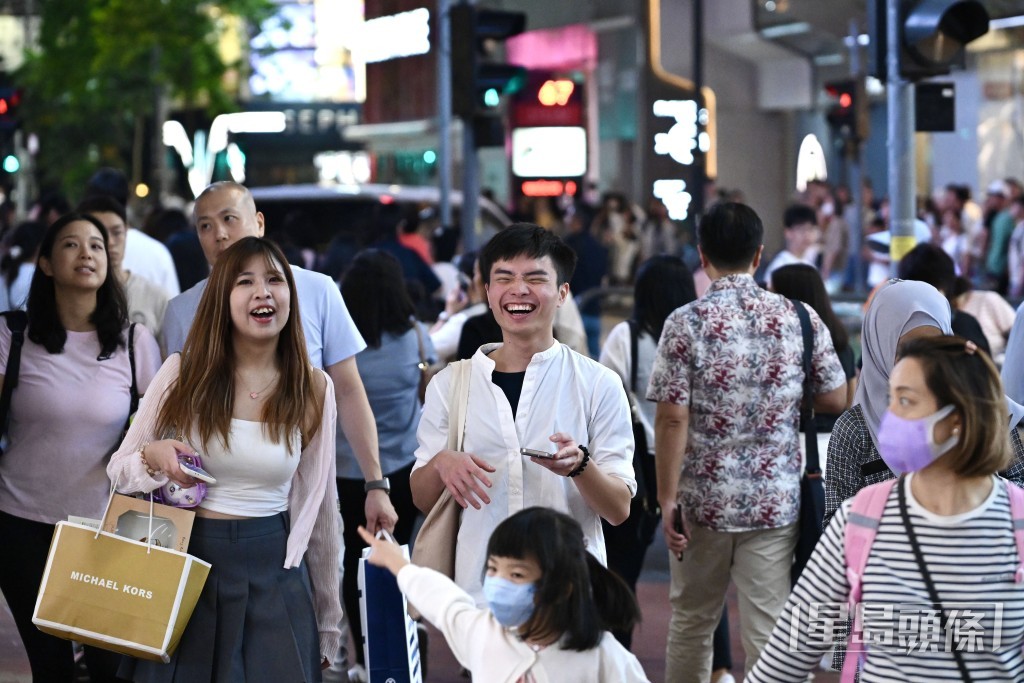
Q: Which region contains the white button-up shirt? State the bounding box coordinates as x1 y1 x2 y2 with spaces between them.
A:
414 341 636 605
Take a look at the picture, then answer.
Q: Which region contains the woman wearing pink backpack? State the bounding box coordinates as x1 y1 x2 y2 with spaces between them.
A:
747 336 1024 682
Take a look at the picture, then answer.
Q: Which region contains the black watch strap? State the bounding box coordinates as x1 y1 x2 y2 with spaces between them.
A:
364 477 391 494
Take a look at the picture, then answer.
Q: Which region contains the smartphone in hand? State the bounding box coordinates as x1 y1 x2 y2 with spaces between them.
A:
672 503 686 561
179 460 217 484
520 448 556 459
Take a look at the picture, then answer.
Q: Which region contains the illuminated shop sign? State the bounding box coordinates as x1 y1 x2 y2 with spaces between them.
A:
352 8 431 63
647 99 710 221
520 179 579 197
511 126 587 178
652 99 710 167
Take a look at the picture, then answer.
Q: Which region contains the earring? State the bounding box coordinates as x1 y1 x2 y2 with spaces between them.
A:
952 427 961 436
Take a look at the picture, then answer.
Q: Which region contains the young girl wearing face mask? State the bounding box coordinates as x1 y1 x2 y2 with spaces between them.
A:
358 507 649 683
747 335 1024 682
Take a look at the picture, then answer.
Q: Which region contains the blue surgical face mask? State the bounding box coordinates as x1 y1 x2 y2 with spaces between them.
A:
483 575 536 628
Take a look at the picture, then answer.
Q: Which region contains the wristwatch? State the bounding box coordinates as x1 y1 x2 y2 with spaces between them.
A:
364 477 391 495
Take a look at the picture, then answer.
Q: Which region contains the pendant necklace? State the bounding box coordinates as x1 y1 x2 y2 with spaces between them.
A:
239 373 278 400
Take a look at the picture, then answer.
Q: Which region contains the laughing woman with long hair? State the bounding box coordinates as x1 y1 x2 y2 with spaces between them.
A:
108 237 341 682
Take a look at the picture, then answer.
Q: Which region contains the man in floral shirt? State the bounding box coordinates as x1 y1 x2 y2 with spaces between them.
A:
648 202 847 683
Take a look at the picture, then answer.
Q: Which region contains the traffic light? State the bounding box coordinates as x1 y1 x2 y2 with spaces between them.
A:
868 0 989 81
824 79 869 141
449 3 527 120
0 87 21 130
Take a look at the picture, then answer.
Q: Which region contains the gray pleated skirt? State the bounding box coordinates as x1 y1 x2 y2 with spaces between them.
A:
121 512 321 683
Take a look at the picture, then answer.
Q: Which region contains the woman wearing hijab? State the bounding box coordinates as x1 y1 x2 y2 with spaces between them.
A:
825 278 1024 526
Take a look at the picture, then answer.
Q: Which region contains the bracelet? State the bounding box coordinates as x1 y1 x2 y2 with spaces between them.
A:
567 445 590 478
140 442 158 478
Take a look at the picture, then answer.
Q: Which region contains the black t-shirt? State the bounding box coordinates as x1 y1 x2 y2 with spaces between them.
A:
491 369 526 417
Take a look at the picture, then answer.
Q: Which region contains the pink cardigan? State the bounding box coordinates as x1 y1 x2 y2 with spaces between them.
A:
106 354 342 663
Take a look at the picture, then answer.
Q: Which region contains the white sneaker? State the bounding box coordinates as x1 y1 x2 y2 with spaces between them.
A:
712 673 736 683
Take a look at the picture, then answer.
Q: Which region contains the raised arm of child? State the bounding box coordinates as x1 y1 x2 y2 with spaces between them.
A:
357 525 411 576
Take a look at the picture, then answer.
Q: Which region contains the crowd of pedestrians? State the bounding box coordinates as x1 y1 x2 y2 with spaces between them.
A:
3 167 1024 683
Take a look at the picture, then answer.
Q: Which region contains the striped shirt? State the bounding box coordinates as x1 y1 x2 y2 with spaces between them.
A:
747 474 1024 682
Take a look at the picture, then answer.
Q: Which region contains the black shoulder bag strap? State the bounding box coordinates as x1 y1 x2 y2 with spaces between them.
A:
124 323 139 433
898 476 973 682
0 310 28 452
628 319 640 397
627 319 657 514
791 300 820 476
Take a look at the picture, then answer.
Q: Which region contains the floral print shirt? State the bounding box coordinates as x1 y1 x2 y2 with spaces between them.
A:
647 274 846 532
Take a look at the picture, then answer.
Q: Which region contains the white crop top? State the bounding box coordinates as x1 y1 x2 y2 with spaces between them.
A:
196 419 302 517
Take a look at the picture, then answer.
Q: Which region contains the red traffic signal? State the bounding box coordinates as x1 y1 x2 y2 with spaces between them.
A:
0 88 21 129
824 79 868 141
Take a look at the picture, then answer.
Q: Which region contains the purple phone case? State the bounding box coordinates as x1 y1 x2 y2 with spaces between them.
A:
150 452 208 509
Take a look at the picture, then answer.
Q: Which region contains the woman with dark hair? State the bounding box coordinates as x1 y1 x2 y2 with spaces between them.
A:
0 219 45 310
108 236 341 680
337 248 435 675
0 212 162 681
599 255 696 604
771 263 857 423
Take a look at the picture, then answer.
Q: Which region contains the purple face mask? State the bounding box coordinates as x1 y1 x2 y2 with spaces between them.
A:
877 404 958 474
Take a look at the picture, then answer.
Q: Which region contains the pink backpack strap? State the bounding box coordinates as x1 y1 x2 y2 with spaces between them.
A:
841 478 897 683
1004 480 1024 584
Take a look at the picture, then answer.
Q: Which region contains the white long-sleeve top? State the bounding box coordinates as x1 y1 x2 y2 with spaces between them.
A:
397 564 649 683
598 320 658 454
106 354 342 664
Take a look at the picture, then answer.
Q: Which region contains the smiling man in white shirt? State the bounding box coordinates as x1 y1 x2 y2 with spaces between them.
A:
410 223 636 605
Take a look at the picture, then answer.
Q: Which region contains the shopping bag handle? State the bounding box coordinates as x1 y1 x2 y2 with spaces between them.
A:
363 529 399 560
95 472 122 540
96 471 159 554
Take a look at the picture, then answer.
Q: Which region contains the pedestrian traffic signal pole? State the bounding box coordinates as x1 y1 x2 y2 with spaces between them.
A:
437 0 454 232
887 0 917 274
879 0 989 273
